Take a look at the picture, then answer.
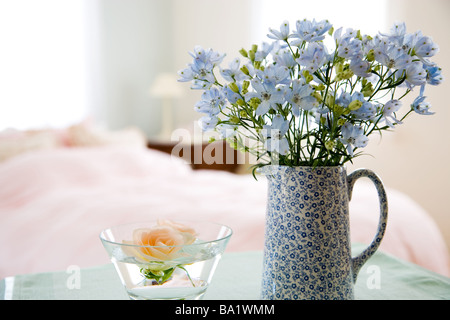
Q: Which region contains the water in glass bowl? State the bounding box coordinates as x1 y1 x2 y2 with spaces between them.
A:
112 256 216 300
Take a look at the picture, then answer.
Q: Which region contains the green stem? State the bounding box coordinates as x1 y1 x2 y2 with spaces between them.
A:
177 265 196 287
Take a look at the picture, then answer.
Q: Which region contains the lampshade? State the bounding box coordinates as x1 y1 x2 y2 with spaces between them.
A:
149 73 184 98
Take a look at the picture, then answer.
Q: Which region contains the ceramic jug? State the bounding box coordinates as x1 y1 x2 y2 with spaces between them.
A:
259 166 388 300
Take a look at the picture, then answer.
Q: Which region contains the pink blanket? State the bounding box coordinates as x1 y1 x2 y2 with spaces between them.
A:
0 147 449 278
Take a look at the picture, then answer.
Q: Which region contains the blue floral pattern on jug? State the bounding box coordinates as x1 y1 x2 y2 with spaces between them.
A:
259 166 388 300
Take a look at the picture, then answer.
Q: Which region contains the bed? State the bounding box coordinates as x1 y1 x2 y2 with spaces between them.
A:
0 123 449 280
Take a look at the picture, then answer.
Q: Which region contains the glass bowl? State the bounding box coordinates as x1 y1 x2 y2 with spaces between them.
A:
100 220 232 300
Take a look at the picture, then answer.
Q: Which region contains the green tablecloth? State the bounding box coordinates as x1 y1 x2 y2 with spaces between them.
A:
2 244 449 300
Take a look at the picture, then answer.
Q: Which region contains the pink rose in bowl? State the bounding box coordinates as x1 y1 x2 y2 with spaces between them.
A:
157 219 197 237
124 220 197 262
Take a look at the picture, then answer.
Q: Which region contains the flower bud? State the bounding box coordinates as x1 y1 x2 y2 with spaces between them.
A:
242 80 250 95
366 49 375 62
249 97 261 110
325 95 335 106
332 105 344 115
254 61 263 70
229 115 240 124
240 65 250 76
328 26 334 36
312 91 322 102
249 50 255 62
303 70 313 83
337 118 346 126
340 69 354 80
239 48 248 58
356 30 362 41
242 80 250 91
325 140 336 151
315 84 325 91
229 82 240 93
362 83 374 97
348 100 363 110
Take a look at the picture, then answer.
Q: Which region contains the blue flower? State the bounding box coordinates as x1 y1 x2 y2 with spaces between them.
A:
350 58 371 77
296 42 329 73
291 19 332 44
188 59 216 85
350 91 365 102
335 91 352 107
178 46 225 89
374 43 412 71
189 79 213 90
189 45 225 65
272 48 297 68
338 37 362 59
381 99 403 128
256 64 290 86
249 79 284 116
194 87 226 116
220 58 247 82
425 65 443 85
405 61 427 89
380 22 407 46
285 79 317 116
351 102 378 120
408 31 439 59
198 115 219 131
267 20 291 41
334 27 359 42
411 94 434 115
255 42 275 61
340 123 368 156
262 114 290 155
334 29 362 60
178 67 195 82
411 87 434 115
336 91 364 109
223 84 241 104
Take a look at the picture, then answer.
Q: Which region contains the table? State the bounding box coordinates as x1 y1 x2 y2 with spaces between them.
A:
147 140 242 173
1 244 449 300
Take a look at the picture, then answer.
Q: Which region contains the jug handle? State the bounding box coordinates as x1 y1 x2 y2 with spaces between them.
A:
347 169 388 282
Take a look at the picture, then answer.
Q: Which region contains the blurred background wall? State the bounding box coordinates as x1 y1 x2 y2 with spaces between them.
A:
0 0 449 252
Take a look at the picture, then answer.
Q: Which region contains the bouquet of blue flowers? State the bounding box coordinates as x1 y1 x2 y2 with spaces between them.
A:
178 19 442 168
